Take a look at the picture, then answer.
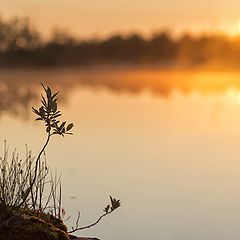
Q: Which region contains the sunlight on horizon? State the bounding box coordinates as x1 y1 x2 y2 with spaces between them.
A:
2 0 240 38
218 19 240 36
3 1 240 239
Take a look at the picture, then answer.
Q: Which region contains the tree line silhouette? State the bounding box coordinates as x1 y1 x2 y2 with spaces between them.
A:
1 16 240 68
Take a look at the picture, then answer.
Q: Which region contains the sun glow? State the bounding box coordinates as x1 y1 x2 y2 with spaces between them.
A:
219 19 240 36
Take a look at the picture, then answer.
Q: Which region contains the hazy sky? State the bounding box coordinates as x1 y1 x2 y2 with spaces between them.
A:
2 0 240 38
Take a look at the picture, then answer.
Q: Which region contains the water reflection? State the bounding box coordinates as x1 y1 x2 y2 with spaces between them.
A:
2 68 240 240
0 80 37 118
1 68 240 118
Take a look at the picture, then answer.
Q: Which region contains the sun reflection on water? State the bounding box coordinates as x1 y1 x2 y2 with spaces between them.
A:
1 68 240 239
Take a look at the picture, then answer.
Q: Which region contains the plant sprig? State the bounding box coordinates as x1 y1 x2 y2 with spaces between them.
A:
104 196 121 214
32 84 74 136
68 196 121 234
17 84 74 208
11 84 121 235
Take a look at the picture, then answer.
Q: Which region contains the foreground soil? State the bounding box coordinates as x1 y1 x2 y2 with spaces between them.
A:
0 205 99 240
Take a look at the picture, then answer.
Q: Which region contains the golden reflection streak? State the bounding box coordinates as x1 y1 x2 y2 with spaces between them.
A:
1 68 240 117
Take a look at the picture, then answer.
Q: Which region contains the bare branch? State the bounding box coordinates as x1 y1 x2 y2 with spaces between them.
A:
68 212 109 234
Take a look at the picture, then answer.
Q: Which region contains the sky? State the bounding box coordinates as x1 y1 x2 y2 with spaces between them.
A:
2 0 240 38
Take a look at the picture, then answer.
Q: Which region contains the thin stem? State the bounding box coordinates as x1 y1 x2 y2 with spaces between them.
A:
68 212 110 234
16 132 51 208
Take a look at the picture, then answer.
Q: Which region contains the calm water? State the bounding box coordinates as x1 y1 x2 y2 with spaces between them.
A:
1 68 240 240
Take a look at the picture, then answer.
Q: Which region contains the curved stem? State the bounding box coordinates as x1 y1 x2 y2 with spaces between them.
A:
33 132 51 186
16 132 51 208
68 212 110 234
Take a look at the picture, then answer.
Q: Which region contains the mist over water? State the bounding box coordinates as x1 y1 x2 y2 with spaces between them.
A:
1 68 240 239
1 67 240 117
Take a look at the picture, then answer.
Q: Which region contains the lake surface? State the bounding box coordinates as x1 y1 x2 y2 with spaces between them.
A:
1 68 240 240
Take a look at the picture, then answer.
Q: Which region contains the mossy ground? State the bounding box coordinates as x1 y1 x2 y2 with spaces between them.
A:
0 204 69 240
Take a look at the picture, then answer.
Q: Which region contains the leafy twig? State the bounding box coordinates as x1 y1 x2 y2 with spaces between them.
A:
68 196 121 234
16 84 73 208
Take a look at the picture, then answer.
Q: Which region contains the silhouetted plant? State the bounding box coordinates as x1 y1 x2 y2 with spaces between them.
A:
0 84 120 237
17 84 73 209
32 84 74 136
68 196 121 234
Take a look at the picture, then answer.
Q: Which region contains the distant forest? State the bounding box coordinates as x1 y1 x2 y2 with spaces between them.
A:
1 16 240 68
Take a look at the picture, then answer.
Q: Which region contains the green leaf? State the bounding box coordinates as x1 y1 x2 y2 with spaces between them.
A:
52 101 57 113
65 132 73 135
39 106 45 117
53 113 61 118
41 95 47 106
51 92 59 101
104 205 110 214
66 123 74 131
109 196 121 211
59 122 66 131
110 196 114 206
41 83 47 93
53 110 61 115
46 86 52 99
32 107 40 115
